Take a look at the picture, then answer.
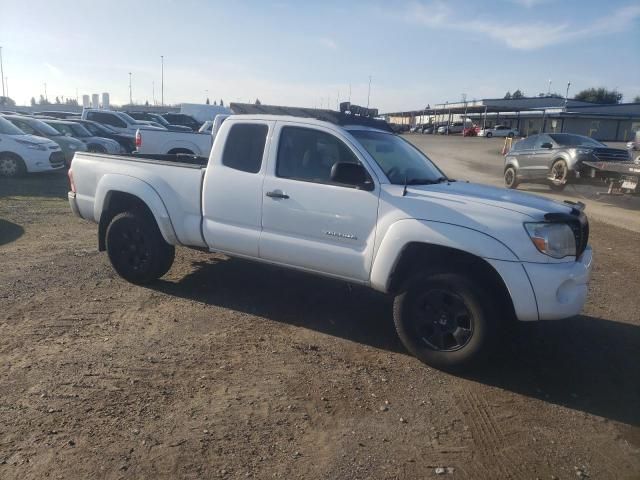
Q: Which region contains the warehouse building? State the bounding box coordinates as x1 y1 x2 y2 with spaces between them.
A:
384 97 640 141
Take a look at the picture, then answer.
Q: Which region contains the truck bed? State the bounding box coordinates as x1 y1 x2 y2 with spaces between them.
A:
131 152 209 167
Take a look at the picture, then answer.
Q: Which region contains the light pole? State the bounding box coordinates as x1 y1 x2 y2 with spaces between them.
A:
128 72 132 105
564 81 571 109
547 79 552 96
367 75 372 108
160 56 164 106
0 46 5 98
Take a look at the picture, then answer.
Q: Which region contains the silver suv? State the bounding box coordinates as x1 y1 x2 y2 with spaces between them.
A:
504 133 629 191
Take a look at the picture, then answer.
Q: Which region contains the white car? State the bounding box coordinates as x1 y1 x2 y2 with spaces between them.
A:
437 122 465 134
68 112 592 371
478 125 519 138
0 116 65 176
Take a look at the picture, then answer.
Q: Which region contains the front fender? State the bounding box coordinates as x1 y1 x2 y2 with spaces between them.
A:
94 174 179 245
370 219 518 292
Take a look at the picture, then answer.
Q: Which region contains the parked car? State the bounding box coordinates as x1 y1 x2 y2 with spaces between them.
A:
478 125 519 138
0 116 65 176
135 124 213 156
81 109 165 135
127 112 192 132
437 122 465 135
42 119 124 154
421 125 434 134
463 125 480 137
161 113 202 131
69 119 136 153
34 111 79 119
504 133 630 190
3 114 87 165
69 113 592 371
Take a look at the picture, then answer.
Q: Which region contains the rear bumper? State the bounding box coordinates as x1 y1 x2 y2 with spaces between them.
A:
68 191 81 218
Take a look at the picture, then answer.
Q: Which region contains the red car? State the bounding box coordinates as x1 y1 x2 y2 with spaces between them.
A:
463 125 480 137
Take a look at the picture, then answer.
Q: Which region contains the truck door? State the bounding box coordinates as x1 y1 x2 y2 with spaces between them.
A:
260 123 380 283
201 120 272 257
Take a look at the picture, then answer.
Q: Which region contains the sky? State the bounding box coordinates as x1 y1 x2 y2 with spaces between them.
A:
1 0 639 112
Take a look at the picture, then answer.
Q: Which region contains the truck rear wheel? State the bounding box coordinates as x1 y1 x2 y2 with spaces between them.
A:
393 272 497 371
105 210 175 284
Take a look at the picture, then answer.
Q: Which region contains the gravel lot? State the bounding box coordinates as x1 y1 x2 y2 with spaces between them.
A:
1 140 639 479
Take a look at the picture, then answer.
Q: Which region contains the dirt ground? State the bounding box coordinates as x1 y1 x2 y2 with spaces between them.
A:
1 172 639 480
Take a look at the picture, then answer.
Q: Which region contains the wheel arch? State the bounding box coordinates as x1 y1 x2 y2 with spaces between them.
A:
384 242 517 323
94 175 178 251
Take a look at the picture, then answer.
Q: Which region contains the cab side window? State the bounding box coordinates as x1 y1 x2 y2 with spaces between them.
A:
276 126 360 186
222 123 268 174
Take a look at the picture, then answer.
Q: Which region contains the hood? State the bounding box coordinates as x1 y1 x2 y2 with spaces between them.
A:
54 135 87 150
19 134 59 147
410 181 572 219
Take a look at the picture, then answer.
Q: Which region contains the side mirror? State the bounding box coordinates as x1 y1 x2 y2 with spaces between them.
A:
541 142 553 149
330 162 373 190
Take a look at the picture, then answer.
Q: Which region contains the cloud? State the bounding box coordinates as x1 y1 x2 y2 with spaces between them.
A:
507 0 551 7
408 1 640 50
318 37 338 49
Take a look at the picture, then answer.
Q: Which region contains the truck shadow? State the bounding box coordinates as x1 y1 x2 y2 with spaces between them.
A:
0 219 24 245
0 171 69 199
153 257 640 427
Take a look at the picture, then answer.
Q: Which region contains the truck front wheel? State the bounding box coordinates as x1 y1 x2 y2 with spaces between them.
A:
393 272 496 371
105 210 175 284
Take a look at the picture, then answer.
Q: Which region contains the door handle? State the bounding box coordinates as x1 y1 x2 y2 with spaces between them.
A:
266 191 289 199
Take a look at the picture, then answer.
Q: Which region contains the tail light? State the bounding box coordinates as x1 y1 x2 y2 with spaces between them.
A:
135 130 141 149
68 168 76 193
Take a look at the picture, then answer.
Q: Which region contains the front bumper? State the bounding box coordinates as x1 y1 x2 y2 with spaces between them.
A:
487 246 593 322
524 246 593 320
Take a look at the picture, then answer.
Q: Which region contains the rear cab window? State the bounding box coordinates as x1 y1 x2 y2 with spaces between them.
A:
222 123 268 173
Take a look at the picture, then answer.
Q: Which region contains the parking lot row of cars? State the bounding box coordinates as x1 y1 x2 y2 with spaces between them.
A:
0 109 206 177
408 122 520 138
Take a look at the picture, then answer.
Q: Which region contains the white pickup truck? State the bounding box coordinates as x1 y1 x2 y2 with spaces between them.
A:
134 126 213 156
68 113 592 370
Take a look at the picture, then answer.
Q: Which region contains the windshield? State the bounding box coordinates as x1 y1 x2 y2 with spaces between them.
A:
28 118 62 136
549 134 604 147
0 116 26 135
150 114 170 126
119 112 137 125
350 130 446 184
70 124 92 137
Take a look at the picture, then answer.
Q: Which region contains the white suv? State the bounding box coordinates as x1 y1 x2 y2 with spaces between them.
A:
0 116 65 177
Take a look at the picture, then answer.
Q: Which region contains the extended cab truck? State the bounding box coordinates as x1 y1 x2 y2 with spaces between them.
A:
68 114 593 371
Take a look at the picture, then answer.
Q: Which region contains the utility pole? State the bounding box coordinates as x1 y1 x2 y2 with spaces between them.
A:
0 46 5 97
128 72 132 105
548 79 552 96
564 81 571 109
160 56 164 106
367 75 372 108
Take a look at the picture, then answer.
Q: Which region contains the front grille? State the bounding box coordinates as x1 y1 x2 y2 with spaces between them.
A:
49 151 65 167
592 148 630 162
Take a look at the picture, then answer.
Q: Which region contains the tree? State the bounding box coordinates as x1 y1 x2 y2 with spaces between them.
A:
255 98 261 105
634 95 640 103
65 98 78 106
55 96 61 104
504 91 512 99
206 97 210 105
30 97 36 106
220 99 224 106
38 95 49 105
512 89 525 99
574 87 622 104
0 96 16 107
145 100 149 107
213 100 217 106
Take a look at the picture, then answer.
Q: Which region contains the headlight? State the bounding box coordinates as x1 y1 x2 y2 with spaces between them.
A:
15 139 46 151
575 148 591 156
524 222 576 258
